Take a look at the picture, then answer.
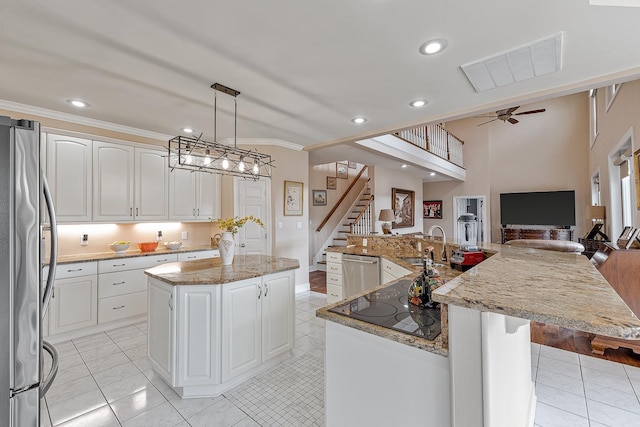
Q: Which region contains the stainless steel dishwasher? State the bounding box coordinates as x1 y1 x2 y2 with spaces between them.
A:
342 254 381 298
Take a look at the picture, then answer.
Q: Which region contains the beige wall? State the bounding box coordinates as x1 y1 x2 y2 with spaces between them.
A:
372 165 424 235
588 80 640 234
425 93 591 242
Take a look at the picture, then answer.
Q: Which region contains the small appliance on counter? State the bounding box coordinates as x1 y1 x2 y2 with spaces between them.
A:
450 213 485 272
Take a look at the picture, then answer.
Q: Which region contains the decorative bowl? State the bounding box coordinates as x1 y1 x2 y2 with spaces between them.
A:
109 241 130 254
138 241 159 252
163 241 182 250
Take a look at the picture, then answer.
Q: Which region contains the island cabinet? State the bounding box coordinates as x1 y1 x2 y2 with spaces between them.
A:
380 257 411 284
147 269 295 398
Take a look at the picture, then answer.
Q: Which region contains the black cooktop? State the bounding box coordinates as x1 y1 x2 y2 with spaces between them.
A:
328 279 441 340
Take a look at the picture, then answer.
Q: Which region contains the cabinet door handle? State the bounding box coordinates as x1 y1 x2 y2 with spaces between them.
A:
156 259 168 263
136 207 139 216
193 208 196 216
130 207 133 216
257 285 262 300
113 263 126 267
197 208 200 216
169 294 173 311
187 256 196 259
112 281 125 286
66 268 83 272
264 283 268 297
112 305 125 310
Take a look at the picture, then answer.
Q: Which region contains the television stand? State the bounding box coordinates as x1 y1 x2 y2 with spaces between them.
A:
501 227 574 244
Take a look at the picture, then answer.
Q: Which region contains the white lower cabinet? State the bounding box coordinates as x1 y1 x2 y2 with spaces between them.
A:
48 262 98 336
147 270 295 398
381 258 411 284
177 249 219 262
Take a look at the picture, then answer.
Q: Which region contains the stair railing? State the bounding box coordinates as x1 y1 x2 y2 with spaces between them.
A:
316 165 369 232
350 194 374 235
394 123 464 167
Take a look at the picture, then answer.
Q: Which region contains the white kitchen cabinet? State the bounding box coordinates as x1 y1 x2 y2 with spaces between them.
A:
147 269 295 398
93 141 168 222
46 134 93 222
48 262 98 336
221 278 262 381
381 258 411 285
325 252 343 304
135 147 168 221
261 271 295 362
93 141 135 221
177 249 220 262
169 168 220 221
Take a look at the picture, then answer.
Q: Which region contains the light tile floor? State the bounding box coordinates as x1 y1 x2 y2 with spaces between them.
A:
41 291 640 426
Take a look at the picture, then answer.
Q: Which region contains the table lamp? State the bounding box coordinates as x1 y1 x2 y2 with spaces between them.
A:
378 209 395 235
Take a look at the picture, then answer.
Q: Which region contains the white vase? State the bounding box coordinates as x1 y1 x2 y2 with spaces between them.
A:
219 232 235 265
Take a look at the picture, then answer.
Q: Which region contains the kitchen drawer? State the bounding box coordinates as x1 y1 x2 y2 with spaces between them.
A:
326 252 342 263
178 249 220 262
326 272 343 287
98 253 178 273
98 291 147 323
98 269 147 299
380 258 410 279
326 262 342 275
55 262 97 279
326 284 343 304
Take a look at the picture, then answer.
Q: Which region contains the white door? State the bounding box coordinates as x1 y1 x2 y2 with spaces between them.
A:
234 178 270 255
453 196 488 244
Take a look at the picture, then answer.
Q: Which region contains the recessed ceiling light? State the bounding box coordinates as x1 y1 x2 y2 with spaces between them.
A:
410 100 427 108
182 127 194 133
419 39 448 55
401 164 408 168
351 117 367 124
430 172 436 176
67 99 88 108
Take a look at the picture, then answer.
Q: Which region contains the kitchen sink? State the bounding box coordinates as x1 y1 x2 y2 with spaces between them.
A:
400 257 446 268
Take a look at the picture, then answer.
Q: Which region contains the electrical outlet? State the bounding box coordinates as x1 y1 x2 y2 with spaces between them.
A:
362 238 368 247
157 230 163 241
181 231 188 240
81 234 88 246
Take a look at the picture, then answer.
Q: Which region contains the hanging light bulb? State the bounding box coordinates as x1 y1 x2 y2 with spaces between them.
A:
222 154 229 170
184 144 193 164
238 157 245 172
204 149 212 166
252 161 259 174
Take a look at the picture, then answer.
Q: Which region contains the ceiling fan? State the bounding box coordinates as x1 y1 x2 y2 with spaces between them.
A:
474 106 546 126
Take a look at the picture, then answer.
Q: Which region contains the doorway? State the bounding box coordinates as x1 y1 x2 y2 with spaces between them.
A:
233 178 271 255
452 195 488 244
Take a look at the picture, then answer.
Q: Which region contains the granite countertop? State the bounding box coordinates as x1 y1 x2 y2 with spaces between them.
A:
318 239 640 355
144 254 300 286
50 244 217 265
432 245 640 340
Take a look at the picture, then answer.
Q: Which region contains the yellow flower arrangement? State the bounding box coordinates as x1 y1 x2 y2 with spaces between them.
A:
214 215 264 234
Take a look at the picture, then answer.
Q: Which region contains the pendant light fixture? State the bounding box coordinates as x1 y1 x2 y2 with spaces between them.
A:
168 83 274 179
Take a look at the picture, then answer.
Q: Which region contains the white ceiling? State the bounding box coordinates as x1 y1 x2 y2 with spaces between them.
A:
2 0 640 156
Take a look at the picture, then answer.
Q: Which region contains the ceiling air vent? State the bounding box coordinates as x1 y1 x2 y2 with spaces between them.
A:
461 32 563 93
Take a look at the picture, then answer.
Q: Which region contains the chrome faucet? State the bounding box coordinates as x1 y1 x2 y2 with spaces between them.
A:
427 225 447 262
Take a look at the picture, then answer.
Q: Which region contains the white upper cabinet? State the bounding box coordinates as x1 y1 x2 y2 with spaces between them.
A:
46 134 93 222
93 141 135 221
135 147 168 221
93 141 168 222
169 168 220 221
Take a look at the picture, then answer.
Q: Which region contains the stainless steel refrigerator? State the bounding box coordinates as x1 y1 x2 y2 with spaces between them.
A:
1 116 59 426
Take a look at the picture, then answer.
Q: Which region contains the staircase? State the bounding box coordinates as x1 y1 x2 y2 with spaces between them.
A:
317 183 373 270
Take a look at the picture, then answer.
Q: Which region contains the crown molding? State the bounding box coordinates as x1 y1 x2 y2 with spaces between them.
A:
0 99 174 141
0 99 305 150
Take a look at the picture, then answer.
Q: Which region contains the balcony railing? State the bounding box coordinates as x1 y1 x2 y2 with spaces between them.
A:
394 124 464 167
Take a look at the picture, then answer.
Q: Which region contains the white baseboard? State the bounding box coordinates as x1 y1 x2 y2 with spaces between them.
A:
295 282 311 293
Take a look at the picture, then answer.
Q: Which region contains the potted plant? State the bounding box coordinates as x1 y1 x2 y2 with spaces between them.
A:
212 216 264 265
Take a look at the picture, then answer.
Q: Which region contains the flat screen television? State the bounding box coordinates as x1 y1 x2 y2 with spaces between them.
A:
500 190 576 227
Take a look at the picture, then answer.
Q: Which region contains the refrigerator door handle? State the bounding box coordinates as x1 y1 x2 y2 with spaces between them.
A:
40 340 58 396
42 172 58 317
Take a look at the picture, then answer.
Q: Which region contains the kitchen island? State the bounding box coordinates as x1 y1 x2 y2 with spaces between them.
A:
144 255 299 398
317 241 640 427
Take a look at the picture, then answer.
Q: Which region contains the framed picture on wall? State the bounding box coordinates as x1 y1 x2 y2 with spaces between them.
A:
392 188 415 228
313 190 327 206
348 160 357 169
327 176 337 190
284 180 303 216
423 200 443 219
336 162 348 179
